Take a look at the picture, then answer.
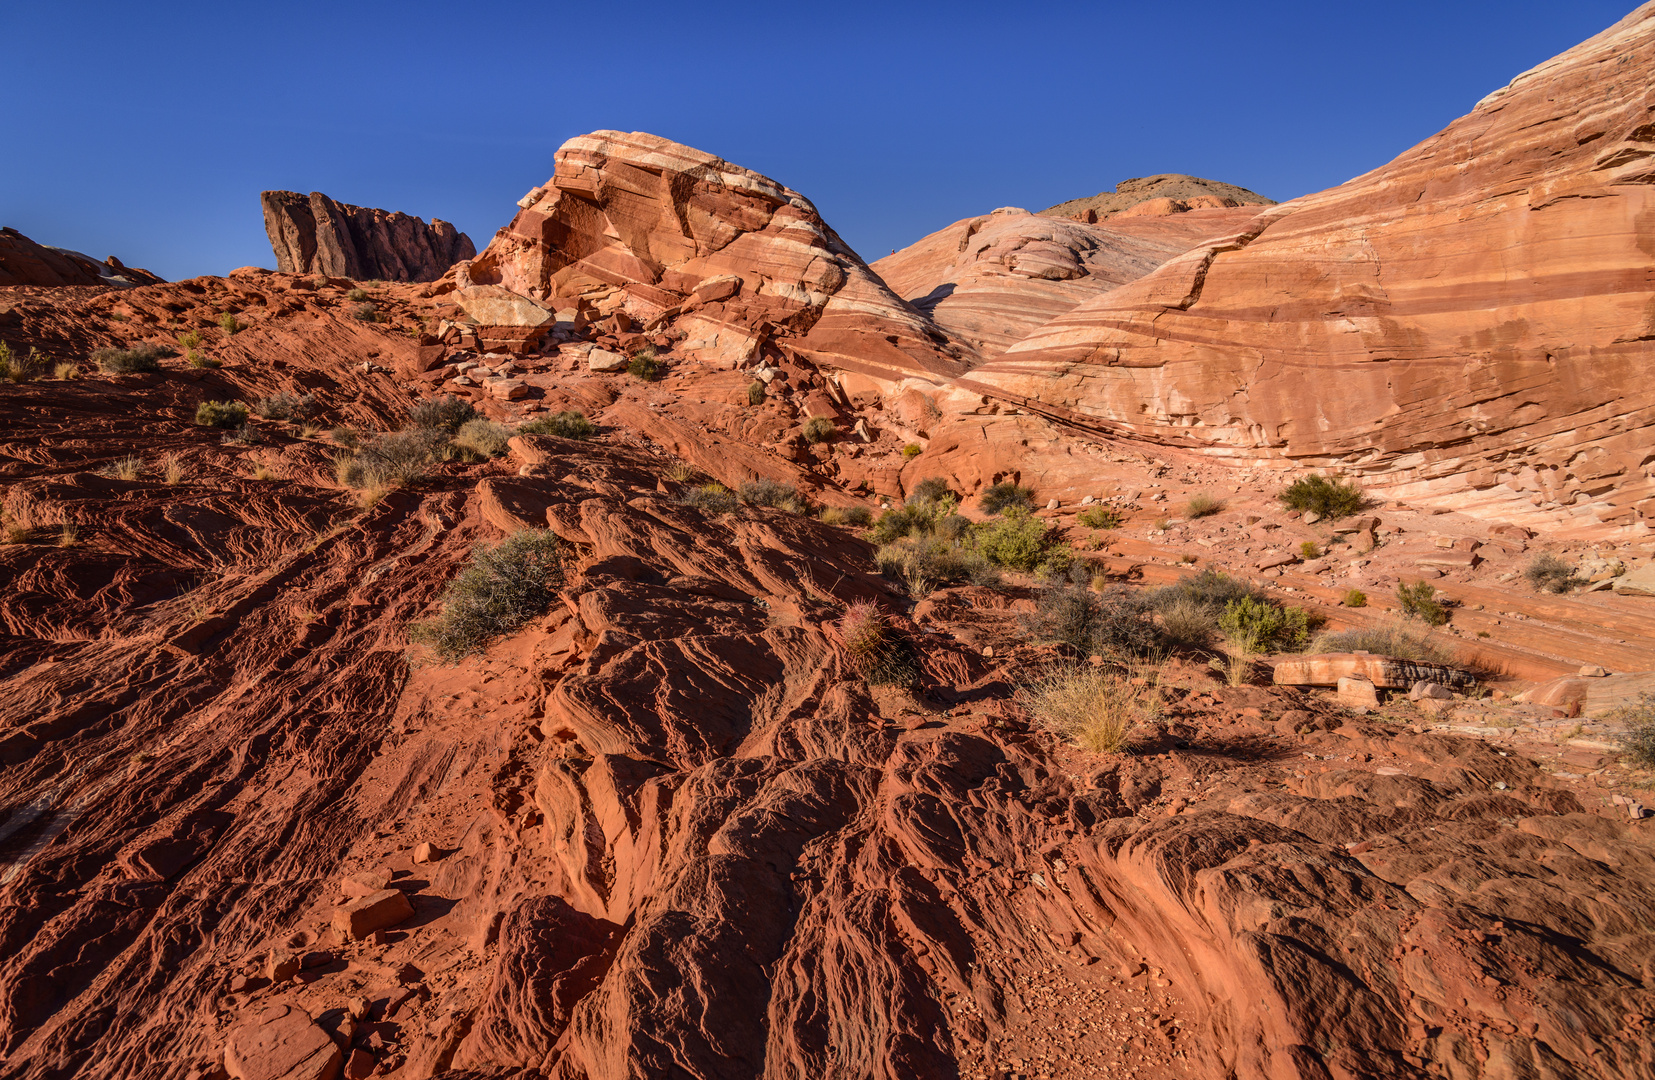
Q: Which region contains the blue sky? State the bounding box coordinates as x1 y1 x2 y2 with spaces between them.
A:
1 1 1636 280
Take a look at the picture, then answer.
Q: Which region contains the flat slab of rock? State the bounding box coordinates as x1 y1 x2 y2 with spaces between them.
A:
1613 564 1655 596
1337 675 1380 708
455 285 553 327
1415 550 1478 569
1272 652 1472 690
224 1004 342 1080
331 888 414 941
588 348 628 373
484 377 528 400
1256 553 1297 570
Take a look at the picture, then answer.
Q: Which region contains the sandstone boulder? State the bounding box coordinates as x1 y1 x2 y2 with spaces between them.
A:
1273 653 1473 690
1613 564 1655 596
223 1004 342 1080
331 888 413 941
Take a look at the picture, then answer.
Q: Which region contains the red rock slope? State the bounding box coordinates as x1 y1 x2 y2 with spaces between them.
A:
0 227 163 288
955 3 1655 539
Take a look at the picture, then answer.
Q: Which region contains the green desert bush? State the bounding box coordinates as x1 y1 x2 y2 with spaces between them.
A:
251 392 317 421
802 415 836 443
409 394 478 433
452 418 513 459
177 330 203 349
907 477 957 504
1312 622 1455 665
875 536 998 596
1077 505 1124 530
678 483 741 516
1396 580 1448 626
973 507 1062 571
1343 588 1368 608
518 410 596 440
346 288 369 302
1019 663 1150 754
1524 553 1579 594
627 348 663 381
1300 541 1320 559
187 350 219 368
409 529 564 662
93 343 169 374
979 481 1034 515
1279 474 1364 519
195 400 249 428
902 443 923 459
218 313 240 335
1186 492 1225 519
747 380 766 405
835 600 917 686
1608 693 1655 768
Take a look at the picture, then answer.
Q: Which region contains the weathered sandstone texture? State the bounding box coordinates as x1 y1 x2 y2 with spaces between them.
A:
455 130 970 383
261 191 475 283
1041 174 1275 222
954 3 1655 538
0 226 163 288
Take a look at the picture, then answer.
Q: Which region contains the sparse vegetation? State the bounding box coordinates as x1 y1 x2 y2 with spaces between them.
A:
1279 474 1364 519
452 418 513 459
835 601 916 686
0 343 48 383
678 483 741 516
103 455 143 481
902 443 922 459
1027 580 1161 658
973 507 1062 572
739 478 812 514
335 429 443 490
409 529 565 663
1396 580 1448 626
1179 552 1198 564
747 380 766 405
351 302 378 322
1019 663 1151 754
409 395 478 433
663 461 698 484
53 362 79 380
1186 492 1225 519
1077 505 1124 530
58 523 78 547
980 481 1034 515
627 349 663 381
187 350 219 368
162 452 186 485
346 288 369 302
802 416 836 443
178 330 203 349
194 400 249 428
1343 588 1368 608
875 536 998 596
93 343 169 374
907 477 956 504
1300 541 1321 559
818 505 874 528
1524 553 1579 594
517 410 595 440
1155 594 1218 650
1607 693 1655 768
218 313 240 335
251 392 318 421
1311 622 1455 664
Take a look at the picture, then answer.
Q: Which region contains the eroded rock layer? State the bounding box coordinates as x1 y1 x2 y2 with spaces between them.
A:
261 191 475 283
956 3 1655 538
0 227 163 288
1040 174 1275 222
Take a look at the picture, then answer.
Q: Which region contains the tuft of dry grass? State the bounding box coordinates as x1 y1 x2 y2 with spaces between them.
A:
251 464 278 481
664 461 698 484
57 522 78 547
105 455 144 481
1186 492 1225 519
161 452 186 485
54 362 79 380
1019 663 1151 754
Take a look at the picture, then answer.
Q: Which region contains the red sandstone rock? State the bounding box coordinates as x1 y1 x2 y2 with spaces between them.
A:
0 226 163 288
1040 173 1275 222
223 1005 341 1080
331 889 414 940
261 191 474 283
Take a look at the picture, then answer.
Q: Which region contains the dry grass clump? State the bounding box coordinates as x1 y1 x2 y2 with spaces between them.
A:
627 349 663 381
162 452 187 485
663 461 699 484
451 419 513 459
1019 663 1151 754
876 537 999 597
818 505 874 528
739 478 812 515
747 380 767 405
1524 553 1579 594
1186 492 1225 518
53 362 79 380
1608 693 1655 768
346 288 369 302
0 343 50 383
195 400 249 429
1026 580 1161 658
408 530 564 662
1279 474 1364 518
57 522 78 547
251 392 318 421
218 313 240 335
834 601 916 686
802 415 836 443
103 455 144 481
1312 622 1455 665
678 483 741 515
335 429 442 493
92 343 170 374
1156 593 1217 649
409 395 477 432
518 410 595 439
351 302 379 322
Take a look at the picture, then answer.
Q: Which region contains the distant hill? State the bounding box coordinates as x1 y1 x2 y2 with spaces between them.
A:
1041 174 1275 221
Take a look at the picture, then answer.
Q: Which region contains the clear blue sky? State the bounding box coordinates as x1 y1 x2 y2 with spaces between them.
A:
1 1 1636 281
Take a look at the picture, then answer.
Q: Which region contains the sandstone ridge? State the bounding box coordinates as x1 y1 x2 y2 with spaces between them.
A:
0 226 163 288
1041 174 1276 223
261 191 476 283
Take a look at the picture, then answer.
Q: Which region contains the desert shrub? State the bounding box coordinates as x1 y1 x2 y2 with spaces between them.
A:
409 394 478 432
663 461 698 483
819 505 874 528
973 507 1058 571
103 455 143 481
802 416 836 443
452 418 513 459
0 343 48 383
835 601 917 686
222 426 261 445
346 288 369 302
902 443 922 459
907 477 957 505
678 483 740 516
178 330 203 349
251 392 318 421
1300 541 1320 559
1280 474 1364 519
739 478 812 515
351 302 378 322
870 497 957 544
1397 580 1448 626
195 400 249 428
93 343 168 373
330 427 364 450
1149 568 1272 616
1344 588 1368 608
1313 622 1455 665
1027 583 1160 658
1216 596 1312 685
1608 693 1655 768
408 529 564 662
218 313 240 335
1077 505 1124 529
747 380 766 405
1156 594 1217 650
1019 663 1149 754
979 481 1034 515
336 429 443 490
1524 553 1579 594
162 452 186 485
54 362 79 380
58 523 78 547
876 536 998 596
1178 553 1198 565
628 350 663 381
1186 492 1225 518
518 410 596 440
187 350 219 368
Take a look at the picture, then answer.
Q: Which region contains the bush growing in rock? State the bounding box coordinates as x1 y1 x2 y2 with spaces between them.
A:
409 395 478 432
335 429 444 490
346 288 369 301
1186 492 1225 518
1279 474 1364 519
835 601 916 686
739 478 811 514
251 392 317 421
1343 588 1368 608
452 419 513 459
902 443 922 459
1609 692 1655 768
194 400 249 428
802 416 836 443
627 348 663 381
1396 580 1448 626
972 507 1060 571
93 343 169 374
409 529 564 662
218 313 240 335
518 410 596 440
875 536 998 596
1077 505 1124 529
0 342 48 382
678 483 741 516
351 302 378 322
747 380 766 405
1019 663 1149 754
1524 553 1579 594
818 505 874 528
1027 582 1161 658
979 481 1034 515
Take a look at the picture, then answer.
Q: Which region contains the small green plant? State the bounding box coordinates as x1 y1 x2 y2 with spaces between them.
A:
1019 663 1150 754
747 380 767 405
178 330 203 349
1476 630 1491 638
409 530 565 662
627 349 663 380
973 507 1058 571
902 443 922 460
802 416 836 443
1300 541 1320 559
409 395 478 432
1607 693 1655 768
1077 505 1124 530
980 481 1034 515
1524 553 1579 594
835 600 916 686
92 343 169 374
194 400 249 428
678 483 740 515
1396 580 1448 626
251 392 317 421
906 477 956 504
518 411 596 440
218 313 240 335
1343 588 1368 608
1279 474 1364 519
187 350 219 368
452 418 513 459
351 302 378 322
739 478 812 515
1186 492 1225 519
346 288 369 302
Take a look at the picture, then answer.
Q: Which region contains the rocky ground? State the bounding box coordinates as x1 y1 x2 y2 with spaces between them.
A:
2 267 1653 1080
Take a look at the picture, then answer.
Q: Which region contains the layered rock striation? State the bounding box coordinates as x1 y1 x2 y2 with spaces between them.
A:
955 3 1655 536
1041 174 1275 223
261 191 475 283
0 226 163 288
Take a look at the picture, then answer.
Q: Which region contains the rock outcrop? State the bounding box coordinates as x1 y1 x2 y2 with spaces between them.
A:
0 226 163 288
456 130 970 384
1041 174 1275 222
261 191 475 283
954 3 1655 537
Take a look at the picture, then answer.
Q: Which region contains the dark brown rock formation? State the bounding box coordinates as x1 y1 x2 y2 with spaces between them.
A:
260 191 475 283
0 227 163 288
